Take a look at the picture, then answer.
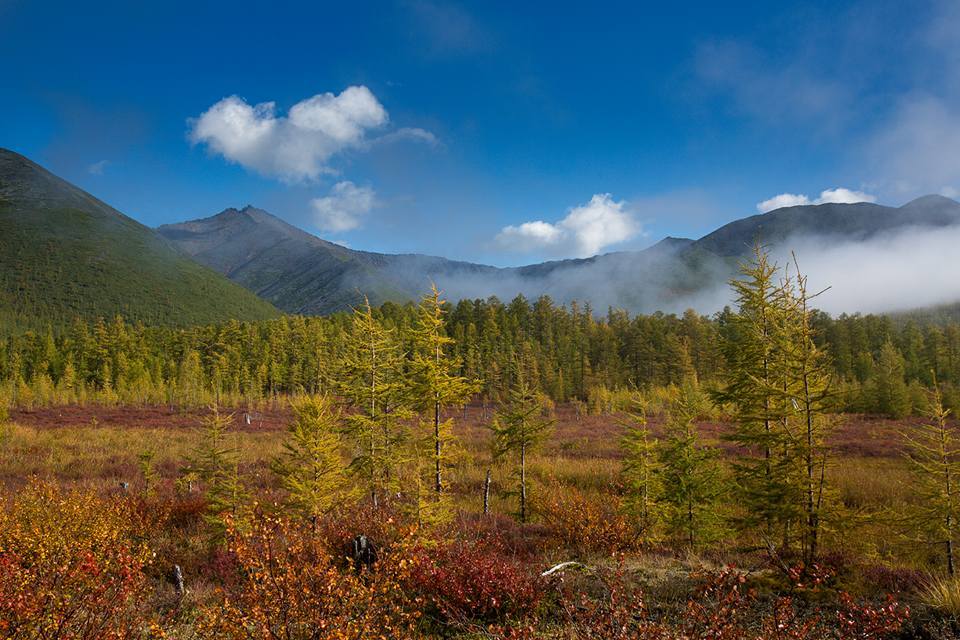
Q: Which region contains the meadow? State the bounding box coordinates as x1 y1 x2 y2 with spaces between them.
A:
0 397 951 639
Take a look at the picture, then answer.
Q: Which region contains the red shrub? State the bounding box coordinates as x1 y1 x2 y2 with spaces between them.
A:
408 538 544 627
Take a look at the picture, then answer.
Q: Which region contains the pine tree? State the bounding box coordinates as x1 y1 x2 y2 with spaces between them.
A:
489 371 554 522
411 285 478 495
620 398 661 537
273 395 350 524
337 298 411 507
904 379 960 574
658 383 724 549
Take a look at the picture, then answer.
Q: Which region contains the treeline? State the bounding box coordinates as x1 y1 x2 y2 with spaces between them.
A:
3 276 960 415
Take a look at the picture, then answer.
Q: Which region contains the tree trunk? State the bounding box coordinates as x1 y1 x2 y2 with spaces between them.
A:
434 399 442 493
483 468 491 516
520 443 527 523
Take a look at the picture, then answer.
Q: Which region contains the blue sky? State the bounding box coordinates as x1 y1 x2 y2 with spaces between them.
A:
1 0 958 265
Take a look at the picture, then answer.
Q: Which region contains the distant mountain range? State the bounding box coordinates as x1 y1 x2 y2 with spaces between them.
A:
0 148 280 331
5 146 960 328
159 195 960 315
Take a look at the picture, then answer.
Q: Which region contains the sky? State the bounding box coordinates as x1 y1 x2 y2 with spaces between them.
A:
1 0 959 266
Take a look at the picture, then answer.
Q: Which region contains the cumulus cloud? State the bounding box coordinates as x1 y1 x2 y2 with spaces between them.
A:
496 194 640 258
757 188 877 213
189 86 432 182
756 193 811 212
310 181 378 233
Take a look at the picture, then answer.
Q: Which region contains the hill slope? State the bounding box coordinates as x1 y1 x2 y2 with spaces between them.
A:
0 149 280 331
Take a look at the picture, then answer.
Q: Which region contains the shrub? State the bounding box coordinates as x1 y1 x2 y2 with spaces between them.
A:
194 514 422 640
551 559 667 639
0 480 153 639
536 481 638 555
408 537 543 628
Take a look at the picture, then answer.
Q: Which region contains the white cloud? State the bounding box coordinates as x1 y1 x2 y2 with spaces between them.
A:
757 188 877 213
310 181 378 233
815 188 877 205
189 86 432 182
756 193 810 212
496 194 640 258
87 159 108 175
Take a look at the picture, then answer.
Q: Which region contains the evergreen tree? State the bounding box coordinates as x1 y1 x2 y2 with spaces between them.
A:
489 371 554 522
273 395 350 524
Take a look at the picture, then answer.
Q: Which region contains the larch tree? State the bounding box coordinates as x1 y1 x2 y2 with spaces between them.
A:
620 398 661 538
777 256 834 565
411 284 478 495
337 298 411 508
712 244 800 547
190 406 248 538
874 341 911 419
489 371 554 522
272 395 350 525
904 379 960 575
658 383 725 549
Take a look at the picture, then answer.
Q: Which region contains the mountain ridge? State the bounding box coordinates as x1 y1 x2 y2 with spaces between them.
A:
0 148 281 331
159 195 960 315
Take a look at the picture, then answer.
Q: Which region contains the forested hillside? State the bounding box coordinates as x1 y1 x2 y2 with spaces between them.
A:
0 149 280 332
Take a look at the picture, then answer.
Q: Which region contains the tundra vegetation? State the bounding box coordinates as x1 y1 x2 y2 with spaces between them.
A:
4 249 960 637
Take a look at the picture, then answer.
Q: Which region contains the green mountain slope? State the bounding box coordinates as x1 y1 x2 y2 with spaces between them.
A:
0 149 280 332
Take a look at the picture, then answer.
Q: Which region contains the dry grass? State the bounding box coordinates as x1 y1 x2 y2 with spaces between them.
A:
920 575 960 615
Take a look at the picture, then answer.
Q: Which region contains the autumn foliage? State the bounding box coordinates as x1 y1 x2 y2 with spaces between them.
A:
0 481 153 639
194 514 422 640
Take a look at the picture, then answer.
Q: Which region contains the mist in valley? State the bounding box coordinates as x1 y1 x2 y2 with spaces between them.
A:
376 222 960 319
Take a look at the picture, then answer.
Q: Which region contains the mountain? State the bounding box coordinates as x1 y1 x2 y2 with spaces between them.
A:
158 206 725 314
693 196 960 257
0 149 280 331
158 206 502 314
160 195 960 316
